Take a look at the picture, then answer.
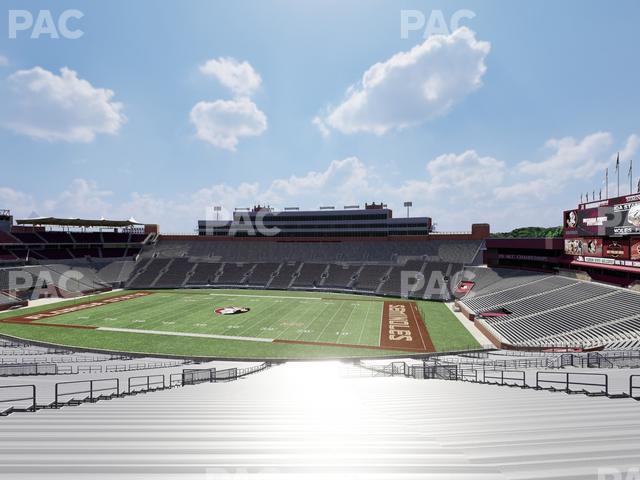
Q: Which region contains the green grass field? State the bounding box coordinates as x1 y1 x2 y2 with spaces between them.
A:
0 289 480 359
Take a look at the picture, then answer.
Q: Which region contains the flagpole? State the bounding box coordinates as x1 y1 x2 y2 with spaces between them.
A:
617 153 620 197
606 168 609 199
630 159 633 194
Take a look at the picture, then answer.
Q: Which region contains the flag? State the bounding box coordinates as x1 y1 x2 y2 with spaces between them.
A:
637 178 640 193
599 189 602 200
580 193 583 203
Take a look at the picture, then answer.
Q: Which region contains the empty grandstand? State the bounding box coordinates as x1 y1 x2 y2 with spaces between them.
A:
2 349 640 479
458 267 640 350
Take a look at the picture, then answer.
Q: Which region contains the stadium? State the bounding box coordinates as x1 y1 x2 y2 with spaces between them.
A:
3 1 640 478
2 196 640 478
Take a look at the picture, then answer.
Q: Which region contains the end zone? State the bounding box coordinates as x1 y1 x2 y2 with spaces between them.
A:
380 301 434 353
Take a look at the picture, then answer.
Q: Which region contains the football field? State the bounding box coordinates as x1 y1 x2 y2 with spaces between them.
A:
0 289 480 359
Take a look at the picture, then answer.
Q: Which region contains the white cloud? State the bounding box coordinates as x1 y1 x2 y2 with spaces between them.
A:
264 157 374 206
0 67 125 143
0 55 8 67
0 187 35 214
199 57 262 97
189 98 267 151
193 57 267 151
618 134 640 162
517 131 613 180
0 179 112 221
42 179 112 216
319 27 490 135
2 132 636 232
312 116 330 138
391 151 505 207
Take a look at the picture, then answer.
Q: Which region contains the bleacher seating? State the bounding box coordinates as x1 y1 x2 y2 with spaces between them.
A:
185 262 222 285
0 231 18 244
127 258 172 288
268 263 299 289
146 239 483 263
12 232 44 243
101 247 128 258
292 263 327 288
154 258 194 288
216 263 253 285
460 269 640 349
377 260 424 296
244 263 279 286
461 266 545 296
118 235 483 298
39 231 74 243
322 264 359 288
2 360 638 478
70 232 103 243
0 291 25 310
352 265 389 292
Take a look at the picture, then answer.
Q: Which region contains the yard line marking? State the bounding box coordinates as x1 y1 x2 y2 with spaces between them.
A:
376 301 382 347
335 303 358 345
293 302 333 341
206 293 321 300
272 300 319 340
233 298 293 337
356 301 373 345
97 327 274 343
313 302 346 343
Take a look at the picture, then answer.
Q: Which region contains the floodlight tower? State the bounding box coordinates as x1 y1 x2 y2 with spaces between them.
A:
404 201 412 218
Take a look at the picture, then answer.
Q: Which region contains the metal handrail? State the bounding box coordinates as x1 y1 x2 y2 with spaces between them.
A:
54 378 120 407
458 369 478 382
536 371 608 395
483 370 526 386
128 374 166 393
629 375 640 400
0 384 36 414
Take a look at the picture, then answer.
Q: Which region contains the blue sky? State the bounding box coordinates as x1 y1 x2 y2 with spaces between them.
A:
0 0 639 232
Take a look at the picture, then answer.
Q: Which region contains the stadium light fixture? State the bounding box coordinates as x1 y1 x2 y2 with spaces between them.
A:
404 201 413 218
213 205 222 221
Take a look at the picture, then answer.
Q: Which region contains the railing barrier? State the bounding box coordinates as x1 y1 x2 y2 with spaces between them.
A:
536 371 608 396
54 378 120 407
128 374 166 393
0 384 36 415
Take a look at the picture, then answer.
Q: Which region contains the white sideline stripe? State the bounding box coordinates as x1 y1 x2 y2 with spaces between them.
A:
97 327 274 343
205 293 322 300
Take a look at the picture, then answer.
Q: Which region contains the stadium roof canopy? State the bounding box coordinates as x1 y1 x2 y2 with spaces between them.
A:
16 217 142 228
